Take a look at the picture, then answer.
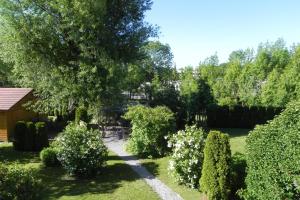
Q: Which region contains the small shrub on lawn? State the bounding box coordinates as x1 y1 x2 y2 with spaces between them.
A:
242 101 300 200
123 105 175 157
200 130 231 200
40 146 60 167
167 125 206 188
0 163 42 200
56 122 108 177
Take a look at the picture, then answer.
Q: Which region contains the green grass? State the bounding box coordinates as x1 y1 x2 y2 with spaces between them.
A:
142 156 204 200
141 128 250 200
0 143 159 200
215 128 251 154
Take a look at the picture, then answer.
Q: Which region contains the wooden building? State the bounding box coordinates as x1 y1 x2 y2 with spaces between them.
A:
0 88 37 141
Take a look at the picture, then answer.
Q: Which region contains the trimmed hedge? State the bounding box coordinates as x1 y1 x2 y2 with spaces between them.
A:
206 105 282 128
200 131 231 200
25 122 35 151
34 122 48 151
242 101 300 199
13 121 48 151
13 121 27 151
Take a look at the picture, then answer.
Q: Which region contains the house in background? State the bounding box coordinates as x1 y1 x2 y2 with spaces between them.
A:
0 88 37 141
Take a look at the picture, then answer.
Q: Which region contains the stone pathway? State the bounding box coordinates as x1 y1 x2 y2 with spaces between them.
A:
103 132 183 200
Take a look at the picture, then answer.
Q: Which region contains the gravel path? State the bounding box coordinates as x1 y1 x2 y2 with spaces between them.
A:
103 132 183 200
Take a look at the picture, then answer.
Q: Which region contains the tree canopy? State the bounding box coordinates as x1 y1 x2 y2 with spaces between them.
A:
198 39 298 108
0 0 156 114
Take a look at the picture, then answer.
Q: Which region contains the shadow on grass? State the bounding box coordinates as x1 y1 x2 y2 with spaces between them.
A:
141 161 159 177
213 128 251 138
0 144 146 199
38 161 142 199
0 145 40 164
38 161 146 199
107 155 139 161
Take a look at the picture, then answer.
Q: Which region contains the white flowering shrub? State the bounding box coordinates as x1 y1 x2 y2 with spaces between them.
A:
56 122 108 177
168 125 206 188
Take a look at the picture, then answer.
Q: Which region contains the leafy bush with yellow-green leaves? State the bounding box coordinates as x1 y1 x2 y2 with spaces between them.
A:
124 105 175 157
56 122 108 177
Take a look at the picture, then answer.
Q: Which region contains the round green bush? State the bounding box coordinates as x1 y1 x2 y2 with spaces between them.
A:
56 122 108 177
242 101 300 200
40 146 60 167
0 163 42 200
200 131 231 200
123 105 175 157
167 125 206 188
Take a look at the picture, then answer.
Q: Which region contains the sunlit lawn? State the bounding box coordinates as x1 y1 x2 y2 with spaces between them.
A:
141 128 250 200
216 128 251 154
0 143 159 200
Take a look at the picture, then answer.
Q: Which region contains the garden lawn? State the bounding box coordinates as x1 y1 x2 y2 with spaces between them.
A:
216 128 251 154
141 128 250 200
0 143 159 200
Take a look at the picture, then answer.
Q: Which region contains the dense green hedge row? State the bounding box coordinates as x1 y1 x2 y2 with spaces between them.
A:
242 101 300 199
206 105 282 128
13 121 48 151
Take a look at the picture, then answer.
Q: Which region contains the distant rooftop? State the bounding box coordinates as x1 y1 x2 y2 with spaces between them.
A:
0 88 33 111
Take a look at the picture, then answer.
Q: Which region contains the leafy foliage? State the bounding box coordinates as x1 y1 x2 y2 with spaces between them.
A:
13 121 27 151
167 125 206 188
0 59 13 87
75 106 90 124
242 100 300 199
180 66 214 124
13 121 49 151
34 122 49 151
0 0 155 115
56 122 108 177
40 146 60 167
200 131 231 200
0 164 42 200
198 39 300 108
230 153 247 200
123 105 175 157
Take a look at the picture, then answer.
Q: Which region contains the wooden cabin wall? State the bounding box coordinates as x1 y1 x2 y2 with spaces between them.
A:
0 112 8 141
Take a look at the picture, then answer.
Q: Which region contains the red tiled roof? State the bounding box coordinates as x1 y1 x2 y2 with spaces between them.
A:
0 88 33 111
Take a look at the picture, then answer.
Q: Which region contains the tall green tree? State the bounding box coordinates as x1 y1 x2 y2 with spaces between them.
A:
0 59 13 86
180 66 213 123
0 0 155 114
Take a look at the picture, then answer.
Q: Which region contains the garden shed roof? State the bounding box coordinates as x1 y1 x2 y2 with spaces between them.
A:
0 88 33 111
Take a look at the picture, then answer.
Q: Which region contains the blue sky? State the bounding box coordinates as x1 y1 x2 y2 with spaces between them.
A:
145 0 300 68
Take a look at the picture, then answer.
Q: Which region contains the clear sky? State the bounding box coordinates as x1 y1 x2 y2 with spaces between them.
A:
145 0 300 68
